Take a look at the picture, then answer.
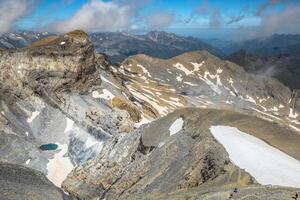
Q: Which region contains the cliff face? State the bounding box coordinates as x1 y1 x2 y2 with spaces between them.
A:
0 30 140 188
0 30 99 104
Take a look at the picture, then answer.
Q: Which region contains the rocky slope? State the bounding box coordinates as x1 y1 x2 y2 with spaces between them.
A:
118 51 300 132
0 30 148 188
0 162 66 200
0 30 300 199
63 108 300 199
222 34 300 56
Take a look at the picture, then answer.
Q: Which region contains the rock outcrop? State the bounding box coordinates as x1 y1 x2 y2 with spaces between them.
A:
0 30 142 188
0 162 66 200
63 108 300 199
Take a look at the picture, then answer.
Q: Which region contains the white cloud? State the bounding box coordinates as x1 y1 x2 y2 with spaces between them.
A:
54 0 133 32
232 4 300 40
0 0 37 35
259 5 300 36
146 11 176 29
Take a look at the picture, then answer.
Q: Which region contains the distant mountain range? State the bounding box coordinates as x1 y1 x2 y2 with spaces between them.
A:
90 31 222 63
0 31 52 49
0 30 299 88
214 35 300 89
217 34 300 57
226 50 300 89
0 31 222 63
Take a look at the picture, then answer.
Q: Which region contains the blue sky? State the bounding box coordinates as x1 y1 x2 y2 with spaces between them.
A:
1 0 300 39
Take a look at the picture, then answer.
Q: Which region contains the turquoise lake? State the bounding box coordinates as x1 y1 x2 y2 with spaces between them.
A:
39 143 58 151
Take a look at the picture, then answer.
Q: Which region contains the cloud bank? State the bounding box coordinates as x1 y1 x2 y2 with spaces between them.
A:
260 5 300 36
146 11 176 30
0 0 37 35
54 0 133 32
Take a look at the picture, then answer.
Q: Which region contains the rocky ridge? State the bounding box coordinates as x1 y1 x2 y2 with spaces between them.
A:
0 30 299 199
63 108 300 199
118 51 300 132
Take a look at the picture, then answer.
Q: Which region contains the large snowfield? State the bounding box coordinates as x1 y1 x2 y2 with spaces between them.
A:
210 125 300 188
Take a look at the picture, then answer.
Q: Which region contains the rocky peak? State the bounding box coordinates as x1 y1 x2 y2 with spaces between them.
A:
146 31 179 42
0 30 100 103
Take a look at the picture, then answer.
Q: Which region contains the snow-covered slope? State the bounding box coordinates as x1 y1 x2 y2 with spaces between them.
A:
210 125 300 188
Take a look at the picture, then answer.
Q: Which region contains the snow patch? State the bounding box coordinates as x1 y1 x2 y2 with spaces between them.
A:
158 142 165 148
176 74 183 82
100 75 120 88
60 41 66 45
173 63 193 76
184 81 197 86
85 135 103 149
210 125 300 188
200 71 223 94
137 64 152 77
64 118 74 133
27 111 40 123
92 89 115 101
25 159 31 165
169 118 184 136
190 61 204 72
289 108 299 119
46 143 74 187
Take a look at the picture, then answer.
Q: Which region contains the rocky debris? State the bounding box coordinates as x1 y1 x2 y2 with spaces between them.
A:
140 185 300 200
0 162 66 200
111 97 141 122
62 108 300 199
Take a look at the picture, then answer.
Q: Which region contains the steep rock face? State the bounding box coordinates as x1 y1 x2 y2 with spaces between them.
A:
62 108 300 199
0 30 142 188
118 51 299 132
0 30 99 104
0 162 66 200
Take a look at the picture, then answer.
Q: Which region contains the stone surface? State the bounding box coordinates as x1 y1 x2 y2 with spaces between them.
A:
63 108 300 199
0 162 66 200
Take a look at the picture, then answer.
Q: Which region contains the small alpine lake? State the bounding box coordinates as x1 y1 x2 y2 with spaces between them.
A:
39 143 58 151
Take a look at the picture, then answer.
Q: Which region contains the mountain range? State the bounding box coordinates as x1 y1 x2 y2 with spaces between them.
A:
1 30 299 90
0 30 299 199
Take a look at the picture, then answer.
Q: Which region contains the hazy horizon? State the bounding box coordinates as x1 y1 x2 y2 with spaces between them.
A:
1 0 300 41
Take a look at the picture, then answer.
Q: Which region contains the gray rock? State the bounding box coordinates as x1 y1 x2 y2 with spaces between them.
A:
0 162 67 200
